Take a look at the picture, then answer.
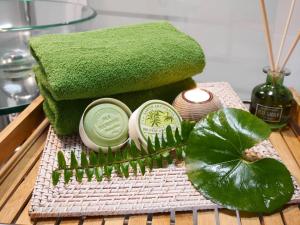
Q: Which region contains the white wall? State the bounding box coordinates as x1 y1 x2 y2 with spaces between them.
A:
2 0 297 100
86 0 300 99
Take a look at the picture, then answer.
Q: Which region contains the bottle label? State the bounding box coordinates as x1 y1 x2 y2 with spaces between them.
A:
255 104 283 122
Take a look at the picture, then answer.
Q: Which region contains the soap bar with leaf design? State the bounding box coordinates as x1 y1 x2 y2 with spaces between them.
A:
128 100 182 149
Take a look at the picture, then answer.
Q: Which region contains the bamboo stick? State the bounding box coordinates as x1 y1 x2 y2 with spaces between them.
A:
259 0 276 71
275 0 296 71
280 31 300 71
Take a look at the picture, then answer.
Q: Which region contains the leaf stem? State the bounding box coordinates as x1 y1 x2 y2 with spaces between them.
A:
53 143 186 172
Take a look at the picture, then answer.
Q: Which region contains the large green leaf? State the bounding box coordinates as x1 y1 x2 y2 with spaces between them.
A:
186 108 294 213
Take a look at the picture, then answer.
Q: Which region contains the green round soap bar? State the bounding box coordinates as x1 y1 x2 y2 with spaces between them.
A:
83 103 129 147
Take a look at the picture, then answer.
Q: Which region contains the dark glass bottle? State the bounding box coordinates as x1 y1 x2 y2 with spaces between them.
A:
250 67 293 130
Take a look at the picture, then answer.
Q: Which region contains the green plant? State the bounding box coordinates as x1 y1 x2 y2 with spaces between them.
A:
186 108 294 213
52 120 195 185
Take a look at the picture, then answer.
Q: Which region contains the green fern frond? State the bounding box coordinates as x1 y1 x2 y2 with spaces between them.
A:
52 121 195 185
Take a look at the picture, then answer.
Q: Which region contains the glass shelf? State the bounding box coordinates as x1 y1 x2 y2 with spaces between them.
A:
0 0 96 115
0 0 96 32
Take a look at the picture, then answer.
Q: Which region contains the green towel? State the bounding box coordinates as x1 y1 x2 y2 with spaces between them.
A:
30 21 205 101
37 75 196 135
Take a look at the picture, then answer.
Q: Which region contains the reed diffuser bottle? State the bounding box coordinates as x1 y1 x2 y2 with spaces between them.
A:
255 0 299 130
250 67 293 130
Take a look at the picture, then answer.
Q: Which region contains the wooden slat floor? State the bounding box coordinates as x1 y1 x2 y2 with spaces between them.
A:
0 96 300 225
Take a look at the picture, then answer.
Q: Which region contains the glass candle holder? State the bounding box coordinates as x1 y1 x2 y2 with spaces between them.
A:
250 67 293 130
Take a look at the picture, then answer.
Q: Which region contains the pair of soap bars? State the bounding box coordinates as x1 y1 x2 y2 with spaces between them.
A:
79 98 182 152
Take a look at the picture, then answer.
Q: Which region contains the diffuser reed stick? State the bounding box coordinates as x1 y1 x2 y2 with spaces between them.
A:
251 0 298 129
280 31 300 71
275 0 296 71
259 0 276 71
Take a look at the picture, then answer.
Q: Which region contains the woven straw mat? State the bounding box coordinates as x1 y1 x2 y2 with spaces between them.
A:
30 82 300 218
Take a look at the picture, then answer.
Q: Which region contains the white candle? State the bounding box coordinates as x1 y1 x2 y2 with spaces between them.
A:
173 88 222 121
183 88 211 103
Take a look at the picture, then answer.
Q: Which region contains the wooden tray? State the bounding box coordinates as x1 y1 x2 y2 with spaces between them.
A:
29 82 300 219
0 85 300 225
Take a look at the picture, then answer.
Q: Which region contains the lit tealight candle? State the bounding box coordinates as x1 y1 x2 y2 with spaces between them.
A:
183 88 212 103
173 87 222 121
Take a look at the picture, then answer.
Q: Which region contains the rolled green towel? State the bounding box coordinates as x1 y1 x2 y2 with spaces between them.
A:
37 76 196 135
30 21 205 101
